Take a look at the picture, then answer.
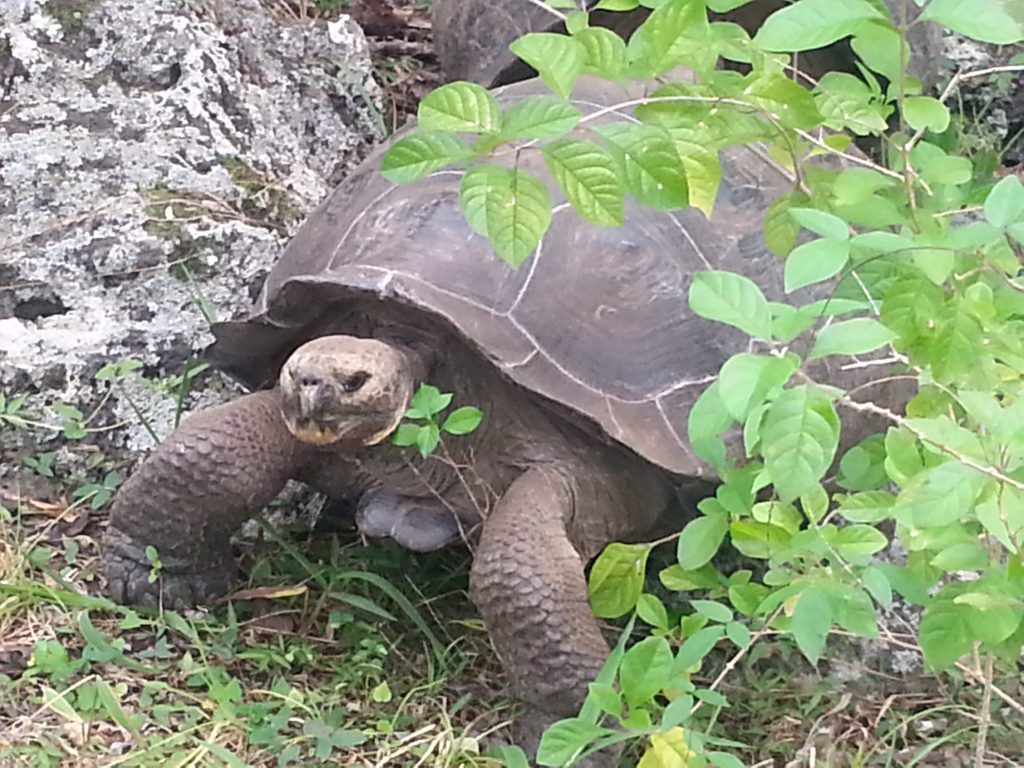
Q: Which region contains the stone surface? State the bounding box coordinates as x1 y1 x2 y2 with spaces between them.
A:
0 0 382 475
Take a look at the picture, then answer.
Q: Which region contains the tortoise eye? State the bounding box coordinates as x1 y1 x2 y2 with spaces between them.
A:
342 371 370 393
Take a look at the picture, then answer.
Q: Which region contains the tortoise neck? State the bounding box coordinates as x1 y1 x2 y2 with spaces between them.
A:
372 326 435 385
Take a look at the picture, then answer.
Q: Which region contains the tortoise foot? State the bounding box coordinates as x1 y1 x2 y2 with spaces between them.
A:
103 526 235 610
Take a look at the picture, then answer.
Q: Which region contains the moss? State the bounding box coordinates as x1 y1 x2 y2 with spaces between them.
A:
217 155 302 231
44 0 94 37
140 184 218 281
141 183 210 233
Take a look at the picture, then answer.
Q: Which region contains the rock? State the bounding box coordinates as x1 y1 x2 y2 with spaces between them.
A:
0 0 382 476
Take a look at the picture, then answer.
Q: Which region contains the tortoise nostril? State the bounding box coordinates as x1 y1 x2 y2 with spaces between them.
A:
297 372 321 388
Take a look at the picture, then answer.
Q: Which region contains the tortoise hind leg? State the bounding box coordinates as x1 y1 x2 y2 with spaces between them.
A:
103 390 311 609
469 468 617 766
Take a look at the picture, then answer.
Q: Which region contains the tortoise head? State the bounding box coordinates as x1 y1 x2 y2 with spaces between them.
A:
278 335 416 447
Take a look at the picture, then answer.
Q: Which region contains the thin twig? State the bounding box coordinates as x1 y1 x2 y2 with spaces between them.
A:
837 397 1024 492
974 646 995 768
906 64 1024 153
521 0 567 21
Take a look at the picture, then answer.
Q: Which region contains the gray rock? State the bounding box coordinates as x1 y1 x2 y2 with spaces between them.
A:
0 0 382 471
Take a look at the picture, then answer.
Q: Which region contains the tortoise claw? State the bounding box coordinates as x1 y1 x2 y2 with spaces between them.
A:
103 526 235 610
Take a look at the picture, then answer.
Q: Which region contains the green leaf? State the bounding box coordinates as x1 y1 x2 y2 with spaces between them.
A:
754 0 886 51
837 435 888 492
687 381 732 469
809 318 895 359
565 9 588 35
380 131 470 183
788 207 850 240
764 193 804 257
893 461 986 529
919 0 1023 45
441 407 483 435
957 586 1023 643
762 386 840 502
408 384 452 417
862 566 893 610
815 72 890 135
729 520 792 559
850 22 905 82
633 0 712 75
728 582 770 616
930 542 988 571
673 626 725 671
415 422 440 456
542 138 624 226
717 353 797 421
709 752 747 768
745 72 822 131
620 636 674 708
827 583 878 637
587 682 623 717
984 175 1024 228
919 600 972 670
679 144 722 217
792 585 832 664
536 718 611 767
418 82 501 133
509 33 586 99
676 510 729 570
391 423 421 447
911 141 973 187
588 543 651 618
902 96 951 133
660 563 722 592
636 593 670 630
828 524 888 561
596 123 689 211
929 308 983 382
689 270 771 340
499 97 583 141
575 26 628 80
725 620 751 649
784 238 850 293
884 427 924 487
459 165 552 268
691 599 732 624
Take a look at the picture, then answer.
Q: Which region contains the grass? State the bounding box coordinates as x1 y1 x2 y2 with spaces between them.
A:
0 493 516 767
2 472 1022 767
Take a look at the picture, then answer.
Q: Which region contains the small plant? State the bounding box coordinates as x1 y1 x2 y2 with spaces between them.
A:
391 383 484 456
71 470 121 510
22 451 57 478
145 545 163 584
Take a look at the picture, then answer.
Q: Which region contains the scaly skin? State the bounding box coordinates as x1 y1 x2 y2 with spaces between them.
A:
103 390 312 608
471 468 620 767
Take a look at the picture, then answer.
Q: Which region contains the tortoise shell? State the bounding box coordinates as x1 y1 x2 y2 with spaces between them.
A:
207 76 812 477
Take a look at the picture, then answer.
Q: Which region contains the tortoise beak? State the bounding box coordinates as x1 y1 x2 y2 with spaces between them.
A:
297 385 324 421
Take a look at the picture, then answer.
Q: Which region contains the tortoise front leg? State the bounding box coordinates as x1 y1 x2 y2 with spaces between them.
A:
470 468 615 766
103 390 311 609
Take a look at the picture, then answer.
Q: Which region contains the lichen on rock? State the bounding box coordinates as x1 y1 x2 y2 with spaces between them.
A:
0 0 382 474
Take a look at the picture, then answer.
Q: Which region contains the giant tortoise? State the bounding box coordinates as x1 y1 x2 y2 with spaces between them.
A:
102 17 905 768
